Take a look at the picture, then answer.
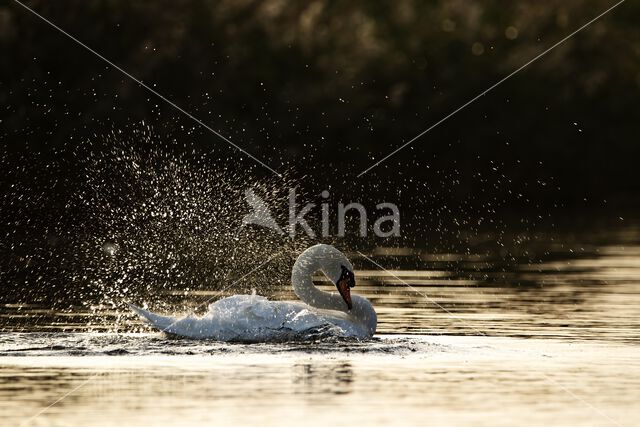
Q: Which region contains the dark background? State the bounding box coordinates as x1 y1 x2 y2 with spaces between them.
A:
0 0 639 307
2 0 639 207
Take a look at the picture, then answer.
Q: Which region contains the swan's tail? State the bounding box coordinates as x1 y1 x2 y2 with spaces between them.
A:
127 303 179 332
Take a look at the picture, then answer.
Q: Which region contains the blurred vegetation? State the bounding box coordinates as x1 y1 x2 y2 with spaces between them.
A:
1 0 639 207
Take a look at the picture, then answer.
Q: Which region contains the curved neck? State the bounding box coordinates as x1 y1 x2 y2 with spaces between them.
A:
290 245 377 336
291 253 347 312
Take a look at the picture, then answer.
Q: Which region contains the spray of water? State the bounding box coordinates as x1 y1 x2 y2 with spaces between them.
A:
0 123 309 329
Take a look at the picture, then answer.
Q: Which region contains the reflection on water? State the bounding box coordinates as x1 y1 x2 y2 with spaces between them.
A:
1 223 639 426
294 361 354 395
1 336 638 427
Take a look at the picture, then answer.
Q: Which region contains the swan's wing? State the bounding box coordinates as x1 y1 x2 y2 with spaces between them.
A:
129 297 296 339
208 295 291 330
129 303 227 338
212 298 345 337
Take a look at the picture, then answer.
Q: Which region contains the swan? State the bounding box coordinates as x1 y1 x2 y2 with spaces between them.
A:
128 244 377 341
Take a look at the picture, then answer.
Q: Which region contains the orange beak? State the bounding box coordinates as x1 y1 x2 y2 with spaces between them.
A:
337 277 353 310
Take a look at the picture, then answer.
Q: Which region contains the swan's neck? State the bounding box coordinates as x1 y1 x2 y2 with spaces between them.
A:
291 247 377 336
291 256 344 311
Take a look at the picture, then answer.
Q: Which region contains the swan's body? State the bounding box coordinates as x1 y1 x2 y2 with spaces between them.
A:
129 244 377 341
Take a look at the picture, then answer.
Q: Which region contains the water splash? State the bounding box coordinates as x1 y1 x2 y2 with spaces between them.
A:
0 123 309 327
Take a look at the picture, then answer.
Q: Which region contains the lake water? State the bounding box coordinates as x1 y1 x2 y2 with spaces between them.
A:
1 220 639 426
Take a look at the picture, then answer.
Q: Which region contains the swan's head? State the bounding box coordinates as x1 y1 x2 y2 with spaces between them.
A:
335 264 356 310
303 244 355 310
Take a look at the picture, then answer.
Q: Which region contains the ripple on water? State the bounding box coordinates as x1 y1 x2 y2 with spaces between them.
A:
0 332 449 358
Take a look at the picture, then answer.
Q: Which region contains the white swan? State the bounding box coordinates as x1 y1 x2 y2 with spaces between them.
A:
129 244 377 341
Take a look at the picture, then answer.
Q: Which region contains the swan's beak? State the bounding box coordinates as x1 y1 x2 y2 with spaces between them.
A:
337 277 353 310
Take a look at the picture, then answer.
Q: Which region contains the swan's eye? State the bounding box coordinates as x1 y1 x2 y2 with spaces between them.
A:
338 265 355 288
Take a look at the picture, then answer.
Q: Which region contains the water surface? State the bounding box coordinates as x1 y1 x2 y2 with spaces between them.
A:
1 223 639 426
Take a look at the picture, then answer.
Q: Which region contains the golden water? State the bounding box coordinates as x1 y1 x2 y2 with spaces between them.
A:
1 226 639 426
